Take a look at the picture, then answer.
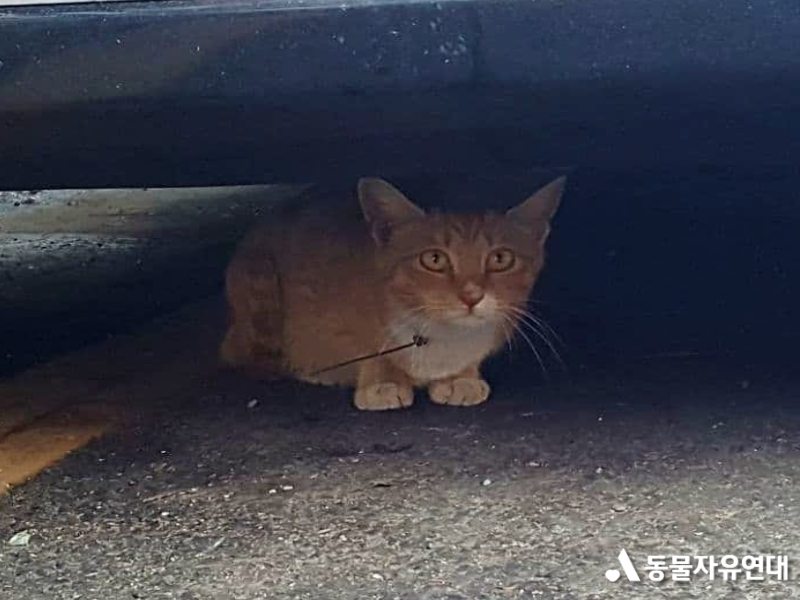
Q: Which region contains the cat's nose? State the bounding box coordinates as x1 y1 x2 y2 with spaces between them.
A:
459 284 485 309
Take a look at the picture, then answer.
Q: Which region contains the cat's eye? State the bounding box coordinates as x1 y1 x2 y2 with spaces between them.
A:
487 248 516 272
419 249 450 272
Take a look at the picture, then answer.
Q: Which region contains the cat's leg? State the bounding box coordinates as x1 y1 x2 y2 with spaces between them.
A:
428 364 491 407
222 317 285 380
354 358 414 411
220 254 285 379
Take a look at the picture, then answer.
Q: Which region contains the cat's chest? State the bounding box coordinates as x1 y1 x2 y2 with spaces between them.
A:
389 319 499 383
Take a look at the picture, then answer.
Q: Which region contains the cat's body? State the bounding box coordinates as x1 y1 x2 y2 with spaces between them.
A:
221 177 565 410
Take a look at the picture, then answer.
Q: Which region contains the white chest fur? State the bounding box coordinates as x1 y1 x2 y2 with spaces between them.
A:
387 316 500 383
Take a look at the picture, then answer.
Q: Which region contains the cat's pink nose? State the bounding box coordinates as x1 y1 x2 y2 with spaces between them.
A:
459 285 485 309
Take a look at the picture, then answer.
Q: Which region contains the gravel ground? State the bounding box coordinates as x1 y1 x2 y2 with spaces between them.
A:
1 356 799 600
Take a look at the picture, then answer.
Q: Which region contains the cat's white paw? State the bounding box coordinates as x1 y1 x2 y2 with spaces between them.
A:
428 377 491 406
354 382 414 411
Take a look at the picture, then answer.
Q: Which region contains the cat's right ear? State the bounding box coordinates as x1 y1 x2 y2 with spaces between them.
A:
358 177 425 245
506 176 567 244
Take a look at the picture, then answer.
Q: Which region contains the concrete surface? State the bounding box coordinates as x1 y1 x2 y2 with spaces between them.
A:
0 314 798 600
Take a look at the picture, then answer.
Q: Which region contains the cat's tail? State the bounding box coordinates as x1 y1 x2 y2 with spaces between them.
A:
220 231 285 380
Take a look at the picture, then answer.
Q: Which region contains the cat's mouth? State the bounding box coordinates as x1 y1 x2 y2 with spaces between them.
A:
458 313 489 326
445 309 496 327
410 303 500 327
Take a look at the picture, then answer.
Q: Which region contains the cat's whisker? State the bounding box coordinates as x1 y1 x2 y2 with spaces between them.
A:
518 318 567 372
498 317 515 357
507 310 566 371
500 312 547 379
514 323 548 379
523 309 565 348
500 305 548 342
504 304 564 347
511 310 561 352
502 305 567 372
516 318 566 373
528 299 555 307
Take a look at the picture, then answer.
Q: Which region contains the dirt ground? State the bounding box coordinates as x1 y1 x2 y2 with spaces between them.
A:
1 181 799 600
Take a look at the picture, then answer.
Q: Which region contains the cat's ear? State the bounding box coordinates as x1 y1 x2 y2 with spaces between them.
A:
358 177 425 245
506 176 566 242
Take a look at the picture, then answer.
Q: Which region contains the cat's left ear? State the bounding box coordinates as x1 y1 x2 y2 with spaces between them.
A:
358 177 425 245
506 176 566 243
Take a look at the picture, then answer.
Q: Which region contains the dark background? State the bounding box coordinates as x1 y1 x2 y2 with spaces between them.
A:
2 166 798 382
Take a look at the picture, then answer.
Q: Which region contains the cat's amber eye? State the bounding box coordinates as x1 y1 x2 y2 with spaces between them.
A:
419 249 450 272
487 248 516 272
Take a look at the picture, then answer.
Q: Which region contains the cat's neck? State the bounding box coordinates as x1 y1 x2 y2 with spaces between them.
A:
385 312 500 383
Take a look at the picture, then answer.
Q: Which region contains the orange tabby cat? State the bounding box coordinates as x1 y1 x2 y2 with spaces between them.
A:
221 177 565 410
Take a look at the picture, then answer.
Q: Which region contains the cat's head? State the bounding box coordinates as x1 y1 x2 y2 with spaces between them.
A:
358 176 565 327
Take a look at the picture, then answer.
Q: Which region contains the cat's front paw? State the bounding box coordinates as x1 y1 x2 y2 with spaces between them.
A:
354 382 414 411
429 378 491 407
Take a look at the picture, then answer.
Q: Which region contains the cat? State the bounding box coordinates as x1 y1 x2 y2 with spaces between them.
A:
221 176 565 410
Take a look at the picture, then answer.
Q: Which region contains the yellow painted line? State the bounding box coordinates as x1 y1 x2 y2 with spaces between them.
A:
0 403 119 493
0 298 225 495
